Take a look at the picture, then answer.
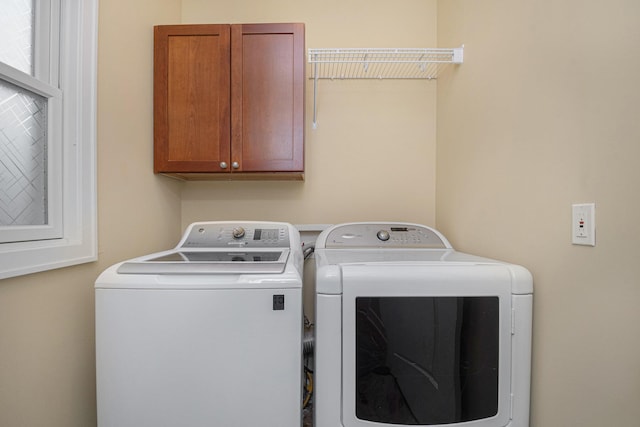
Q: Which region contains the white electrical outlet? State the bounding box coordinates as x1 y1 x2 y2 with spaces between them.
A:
572 203 595 246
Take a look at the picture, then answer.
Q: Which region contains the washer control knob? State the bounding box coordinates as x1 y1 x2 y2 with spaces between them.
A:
232 227 246 239
376 230 390 242
220 162 228 169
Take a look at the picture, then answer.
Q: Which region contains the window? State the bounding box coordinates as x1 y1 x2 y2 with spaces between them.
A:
0 0 98 279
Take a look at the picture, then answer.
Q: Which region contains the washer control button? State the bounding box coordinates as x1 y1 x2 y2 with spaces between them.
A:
232 227 246 239
376 230 390 242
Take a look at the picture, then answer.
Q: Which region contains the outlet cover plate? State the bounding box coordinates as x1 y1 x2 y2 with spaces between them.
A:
572 203 595 246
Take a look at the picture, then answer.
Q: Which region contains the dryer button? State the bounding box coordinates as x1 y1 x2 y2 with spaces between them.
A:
376 230 390 241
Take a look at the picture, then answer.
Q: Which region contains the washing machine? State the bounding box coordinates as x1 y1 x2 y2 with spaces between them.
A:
314 222 533 427
95 221 303 427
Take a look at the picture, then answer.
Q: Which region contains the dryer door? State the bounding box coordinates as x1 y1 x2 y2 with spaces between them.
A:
341 264 513 427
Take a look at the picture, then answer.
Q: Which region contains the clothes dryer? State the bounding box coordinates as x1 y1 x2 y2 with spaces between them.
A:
314 222 533 427
96 221 303 427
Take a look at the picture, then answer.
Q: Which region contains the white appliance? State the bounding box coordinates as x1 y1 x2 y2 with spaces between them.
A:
95 221 303 427
314 222 533 427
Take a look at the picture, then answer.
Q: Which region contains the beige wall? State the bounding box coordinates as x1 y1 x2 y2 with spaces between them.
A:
0 1 183 426
180 0 439 228
437 1 640 426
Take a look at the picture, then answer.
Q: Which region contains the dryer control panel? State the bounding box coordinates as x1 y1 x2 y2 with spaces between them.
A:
320 222 451 249
179 222 291 249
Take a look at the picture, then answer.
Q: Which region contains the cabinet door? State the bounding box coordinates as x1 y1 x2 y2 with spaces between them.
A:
231 24 305 173
154 25 231 173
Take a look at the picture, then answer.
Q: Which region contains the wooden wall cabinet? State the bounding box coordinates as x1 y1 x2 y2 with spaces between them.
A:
154 23 305 180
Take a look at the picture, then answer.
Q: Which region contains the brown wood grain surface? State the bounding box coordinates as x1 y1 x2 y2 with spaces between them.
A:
154 23 304 179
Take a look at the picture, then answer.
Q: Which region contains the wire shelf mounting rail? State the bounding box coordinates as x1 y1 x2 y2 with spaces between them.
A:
307 47 463 128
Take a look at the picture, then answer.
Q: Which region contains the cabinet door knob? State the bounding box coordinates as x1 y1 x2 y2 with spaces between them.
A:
219 162 228 169
232 162 240 169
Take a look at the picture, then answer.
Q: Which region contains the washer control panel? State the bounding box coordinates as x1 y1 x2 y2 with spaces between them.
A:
322 223 450 249
180 222 290 248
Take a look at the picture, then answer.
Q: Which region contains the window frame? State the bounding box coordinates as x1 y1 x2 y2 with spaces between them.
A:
0 0 98 279
0 63 63 243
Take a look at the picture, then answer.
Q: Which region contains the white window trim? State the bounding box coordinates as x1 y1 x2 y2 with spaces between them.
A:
0 0 98 279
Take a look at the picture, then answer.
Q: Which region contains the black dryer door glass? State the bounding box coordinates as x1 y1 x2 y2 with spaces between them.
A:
355 296 499 425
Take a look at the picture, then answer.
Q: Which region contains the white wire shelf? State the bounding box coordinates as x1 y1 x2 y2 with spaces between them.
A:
307 47 463 128
308 47 463 80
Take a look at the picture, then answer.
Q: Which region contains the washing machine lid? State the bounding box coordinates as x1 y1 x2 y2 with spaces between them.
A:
116 249 290 274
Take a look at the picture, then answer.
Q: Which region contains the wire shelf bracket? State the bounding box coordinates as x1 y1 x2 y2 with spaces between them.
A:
307 46 463 128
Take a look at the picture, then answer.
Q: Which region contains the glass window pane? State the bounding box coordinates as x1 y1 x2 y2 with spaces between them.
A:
355 296 499 425
0 0 34 75
0 79 48 226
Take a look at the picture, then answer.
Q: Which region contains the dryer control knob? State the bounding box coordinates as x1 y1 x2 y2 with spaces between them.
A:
376 230 390 242
232 227 246 239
